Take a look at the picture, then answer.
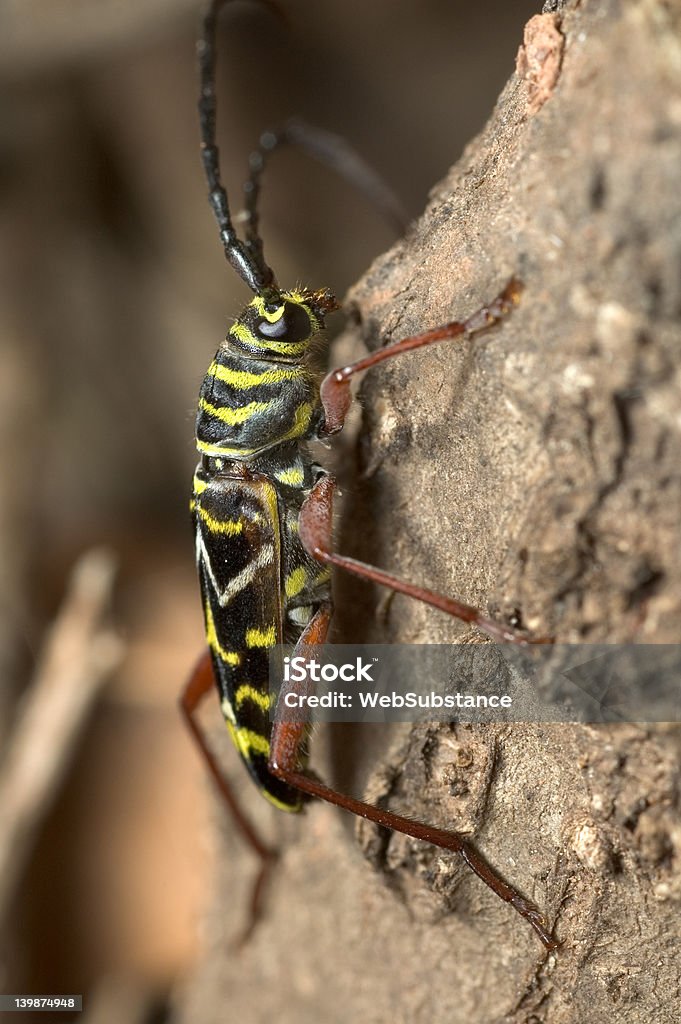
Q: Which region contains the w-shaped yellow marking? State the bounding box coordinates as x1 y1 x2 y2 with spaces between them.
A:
245 625 277 648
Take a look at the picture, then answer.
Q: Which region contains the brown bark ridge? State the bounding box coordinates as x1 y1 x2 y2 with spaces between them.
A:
174 1 681 1022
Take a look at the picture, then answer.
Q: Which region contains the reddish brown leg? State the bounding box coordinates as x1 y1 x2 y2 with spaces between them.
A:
269 606 557 949
315 278 548 645
320 278 522 434
180 651 278 944
299 474 543 645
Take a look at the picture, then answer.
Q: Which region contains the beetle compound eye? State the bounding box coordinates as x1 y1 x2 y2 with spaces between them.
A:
256 301 312 344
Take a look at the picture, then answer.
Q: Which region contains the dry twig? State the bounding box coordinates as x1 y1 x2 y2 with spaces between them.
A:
0 548 122 925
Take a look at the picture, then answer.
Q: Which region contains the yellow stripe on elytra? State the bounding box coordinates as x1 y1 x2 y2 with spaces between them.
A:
260 479 281 583
234 684 275 712
245 624 277 648
198 396 269 425
259 479 279 530
226 711 301 812
228 720 271 759
207 361 303 390
194 503 243 536
261 787 301 812
285 566 308 598
205 601 240 666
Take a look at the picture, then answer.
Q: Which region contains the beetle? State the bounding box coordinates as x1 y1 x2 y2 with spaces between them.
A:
181 0 557 951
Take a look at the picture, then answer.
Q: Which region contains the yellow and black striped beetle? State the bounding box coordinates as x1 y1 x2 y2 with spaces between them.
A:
182 0 557 951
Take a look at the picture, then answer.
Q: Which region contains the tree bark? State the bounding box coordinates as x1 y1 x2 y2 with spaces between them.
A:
175 1 681 1021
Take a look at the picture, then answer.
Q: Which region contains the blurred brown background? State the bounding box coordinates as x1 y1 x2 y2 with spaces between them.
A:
0 1 538 1020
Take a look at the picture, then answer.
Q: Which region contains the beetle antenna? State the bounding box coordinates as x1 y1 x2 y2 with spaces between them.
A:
198 0 277 295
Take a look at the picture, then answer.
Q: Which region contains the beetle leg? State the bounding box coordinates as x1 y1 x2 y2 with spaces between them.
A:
269 603 557 950
180 650 278 944
320 278 522 435
298 474 546 645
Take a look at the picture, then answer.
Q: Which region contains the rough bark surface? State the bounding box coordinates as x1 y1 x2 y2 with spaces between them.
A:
175 1 681 1022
